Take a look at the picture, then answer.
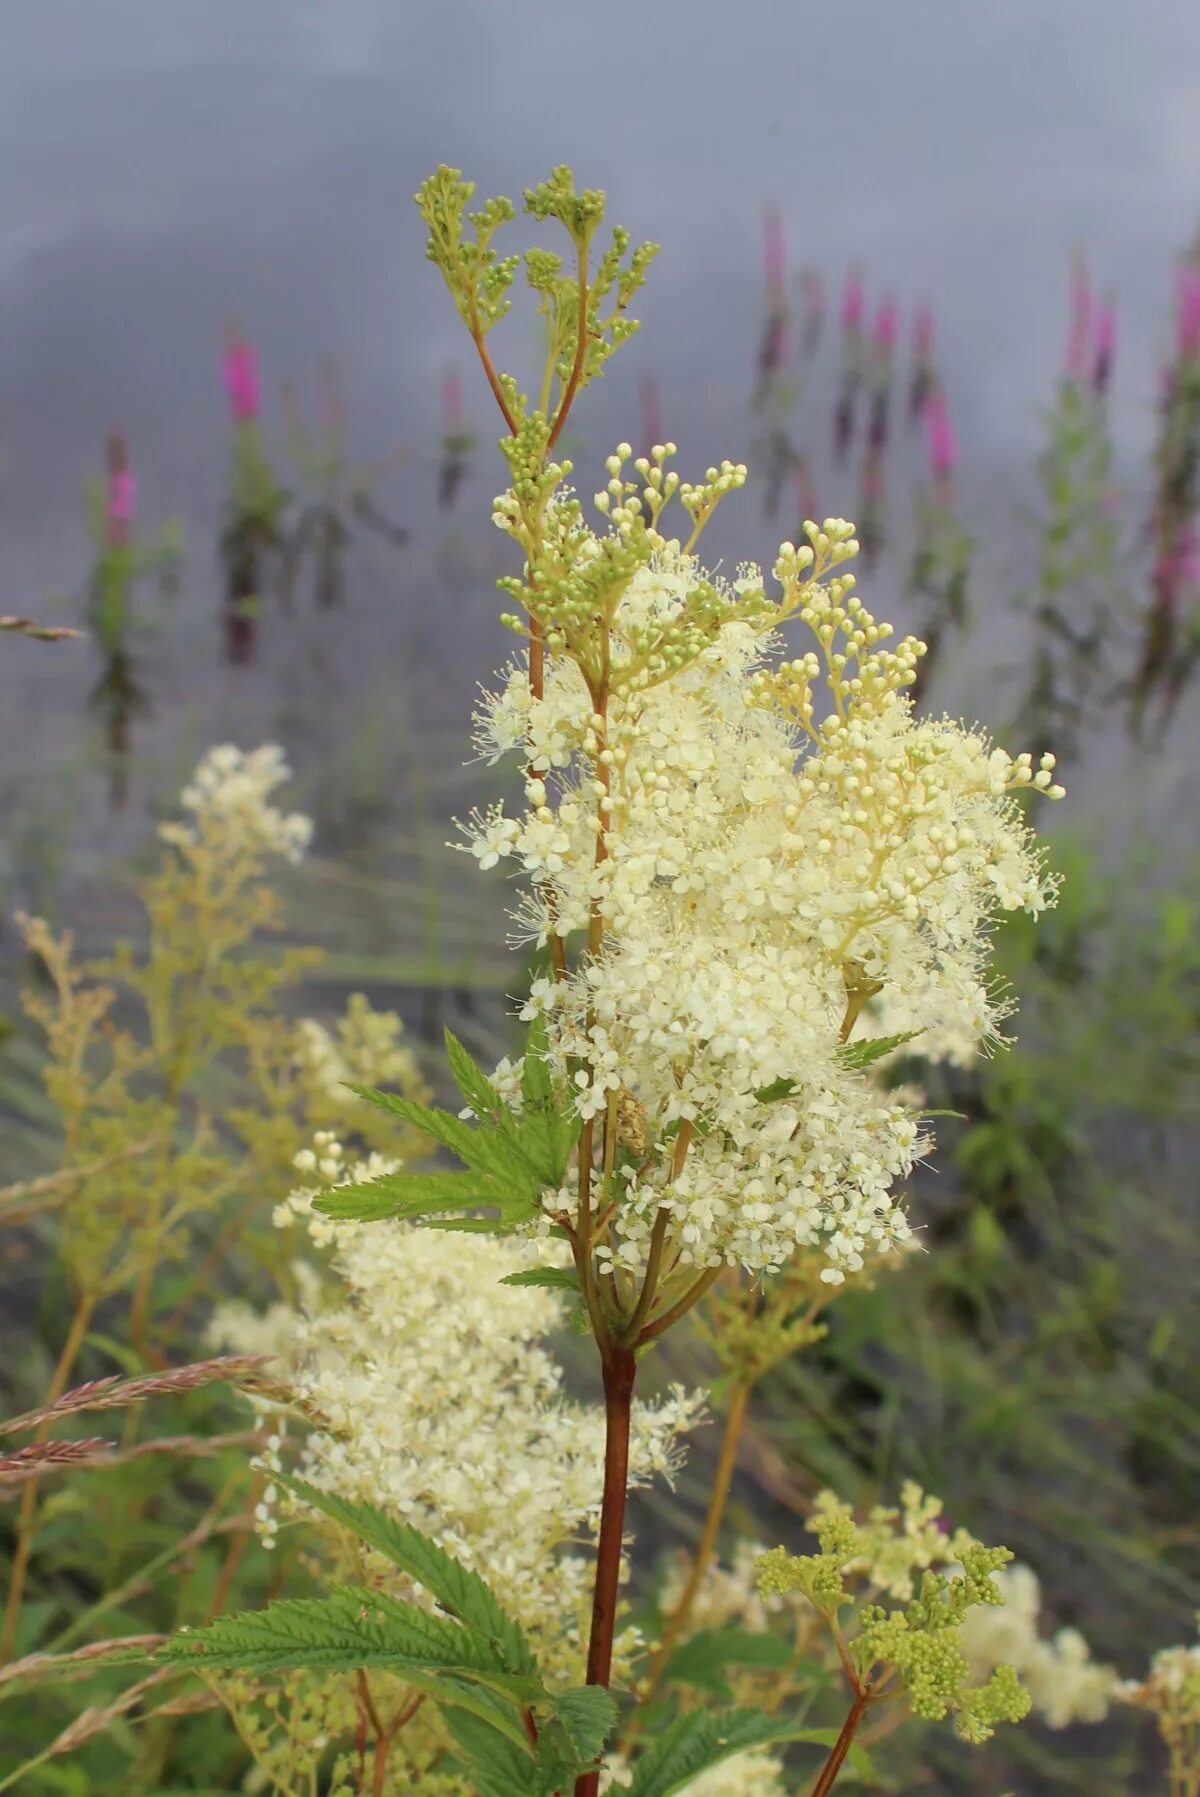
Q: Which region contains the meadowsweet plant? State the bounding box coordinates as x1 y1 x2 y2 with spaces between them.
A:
754 1498 1032 1794
1116 1628 1200 1797
155 166 1065 1795
0 746 428 1678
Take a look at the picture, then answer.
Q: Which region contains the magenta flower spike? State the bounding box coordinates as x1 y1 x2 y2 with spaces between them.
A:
1177 264 1200 358
1064 254 1093 384
927 390 957 493
109 469 137 526
1093 299 1117 394
104 430 135 545
873 295 899 353
763 205 786 299
223 326 261 423
841 268 865 337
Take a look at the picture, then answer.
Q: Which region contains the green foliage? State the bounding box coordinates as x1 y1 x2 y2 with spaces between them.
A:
415 162 657 436
659 1627 795 1699
317 1018 579 1233
274 1478 538 1677
758 1512 1031 1749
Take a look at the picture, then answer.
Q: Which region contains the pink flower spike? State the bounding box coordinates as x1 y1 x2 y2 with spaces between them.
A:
763 206 786 295
108 469 137 527
926 391 957 480
913 302 934 360
841 269 865 335
873 295 899 352
1064 253 1093 383
1094 301 1116 361
1177 265 1200 357
223 331 261 423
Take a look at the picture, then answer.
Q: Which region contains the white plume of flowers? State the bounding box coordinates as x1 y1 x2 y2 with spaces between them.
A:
960 1563 1116 1728
159 743 313 864
462 506 1061 1284
293 993 422 1101
211 1136 703 1679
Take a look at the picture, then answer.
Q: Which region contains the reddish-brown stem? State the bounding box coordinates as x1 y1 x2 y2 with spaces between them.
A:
575 1344 637 1797
548 240 590 452
469 326 517 435
810 1689 870 1797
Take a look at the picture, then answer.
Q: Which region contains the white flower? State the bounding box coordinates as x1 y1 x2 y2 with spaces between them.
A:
462 536 1058 1283
161 743 312 863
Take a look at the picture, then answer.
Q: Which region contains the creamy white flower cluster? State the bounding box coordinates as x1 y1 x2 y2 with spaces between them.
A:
960 1564 1116 1728
294 994 422 1103
213 1141 703 1678
464 527 1058 1280
1114 1632 1200 1715
159 743 312 864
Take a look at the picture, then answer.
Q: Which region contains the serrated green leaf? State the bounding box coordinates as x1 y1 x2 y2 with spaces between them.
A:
313 1170 490 1223
447 1704 536 1795
499 1267 581 1294
754 1077 797 1103
548 1684 617 1767
836 1030 922 1072
623 1708 872 1797
518 1013 580 1184
275 1477 537 1677
444 1028 504 1121
347 1083 545 1209
159 1586 539 1715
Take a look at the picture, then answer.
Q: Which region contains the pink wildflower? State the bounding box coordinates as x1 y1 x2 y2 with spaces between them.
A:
223 328 261 423
1064 253 1092 384
873 294 899 352
841 268 865 336
927 390 957 481
763 206 786 298
1177 265 1200 357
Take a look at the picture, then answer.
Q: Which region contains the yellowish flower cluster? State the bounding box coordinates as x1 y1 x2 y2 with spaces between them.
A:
293 993 423 1103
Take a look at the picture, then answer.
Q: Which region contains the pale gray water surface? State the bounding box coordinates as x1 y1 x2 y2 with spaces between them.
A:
0 0 1197 886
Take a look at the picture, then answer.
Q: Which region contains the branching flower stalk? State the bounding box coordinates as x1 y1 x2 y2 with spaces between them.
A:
409 163 1066 1795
